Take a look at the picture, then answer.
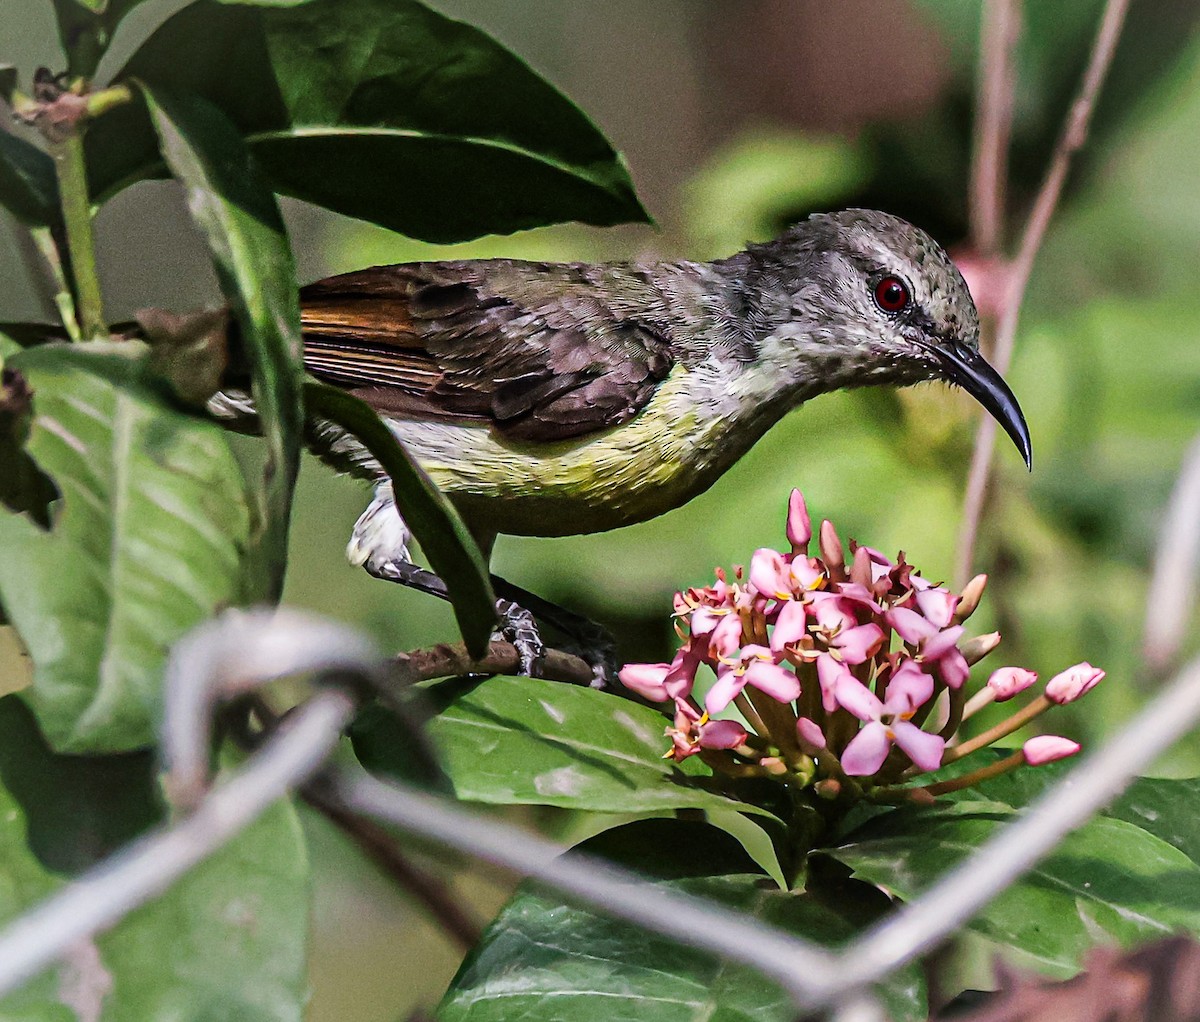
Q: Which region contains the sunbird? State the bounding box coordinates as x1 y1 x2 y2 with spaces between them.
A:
218 209 1030 676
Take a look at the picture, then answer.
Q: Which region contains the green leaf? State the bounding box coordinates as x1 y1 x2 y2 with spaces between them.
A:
941 756 1200 867
303 382 495 657
0 131 60 227
87 0 649 241
143 85 303 604
0 344 250 752
823 799 1200 976
440 820 925 1022
0 695 161 874
0 777 309 1022
51 0 156 77
354 674 783 822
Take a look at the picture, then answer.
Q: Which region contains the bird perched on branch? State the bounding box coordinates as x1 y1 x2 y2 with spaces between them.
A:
217 209 1030 679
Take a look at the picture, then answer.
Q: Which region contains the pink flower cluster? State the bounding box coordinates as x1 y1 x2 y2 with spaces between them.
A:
619 489 1104 797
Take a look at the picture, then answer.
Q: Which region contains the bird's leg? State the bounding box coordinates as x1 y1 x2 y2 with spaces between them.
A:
348 483 547 676
488 576 619 690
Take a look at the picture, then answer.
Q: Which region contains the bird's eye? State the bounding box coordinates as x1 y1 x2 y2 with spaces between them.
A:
873 276 910 314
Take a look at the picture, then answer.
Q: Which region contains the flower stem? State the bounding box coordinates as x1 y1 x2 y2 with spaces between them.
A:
914 749 1025 797
51 133 105 340
734 691 770 739
941 694 1050 764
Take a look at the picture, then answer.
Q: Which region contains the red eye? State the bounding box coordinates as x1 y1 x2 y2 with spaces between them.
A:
874 276 909 313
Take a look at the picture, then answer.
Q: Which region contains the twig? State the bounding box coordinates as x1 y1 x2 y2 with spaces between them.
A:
0 689 355 997
392 640 595 688
956 0 1132 586
969 0 1021 256
1142 431 1200 678
802 653 1200 1007
322 767 840 1010
302 784 483 950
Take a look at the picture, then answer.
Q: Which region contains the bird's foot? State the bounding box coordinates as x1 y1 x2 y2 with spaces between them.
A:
494 599 545 677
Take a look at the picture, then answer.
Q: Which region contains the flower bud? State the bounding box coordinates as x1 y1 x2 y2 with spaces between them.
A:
796 716 827 754
618 663 672 702
961 631 1001 665
986 666 1037 701
1023 735 1080 766
1045 662 1105 705
786 488 811 552
819 519 845 579
953 573 988 623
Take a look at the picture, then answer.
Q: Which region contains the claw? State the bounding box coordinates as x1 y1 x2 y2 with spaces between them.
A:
494 599 545 677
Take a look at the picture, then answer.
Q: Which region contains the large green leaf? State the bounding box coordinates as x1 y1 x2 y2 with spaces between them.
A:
143 85 303 604
439 819 925 1022
353 675 783 822
304 382 495 657
0 777 308 1022
0 344 250 752
0 132 59 228
86 0 648 241
823 799 1200 976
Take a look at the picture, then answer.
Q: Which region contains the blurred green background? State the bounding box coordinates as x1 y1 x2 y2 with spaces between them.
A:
4 0 1200 1017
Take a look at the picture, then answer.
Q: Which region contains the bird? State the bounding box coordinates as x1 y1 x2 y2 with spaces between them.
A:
216 208 1030 678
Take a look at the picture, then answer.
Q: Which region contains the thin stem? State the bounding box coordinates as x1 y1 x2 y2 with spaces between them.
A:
303 785 483 950
733 691 770 739
50 133 105 340
941 694 1049 764
955 0 1131 586
969 0 1021 255
918 749 1024 797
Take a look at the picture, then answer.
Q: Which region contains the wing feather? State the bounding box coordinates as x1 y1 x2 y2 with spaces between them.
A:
298 261 675 442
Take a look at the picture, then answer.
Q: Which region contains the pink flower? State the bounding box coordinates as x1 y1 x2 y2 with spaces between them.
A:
887 608 970 689
706 645 800 714
1023 735 1080 766
1044 662 1105 704
836 663 945 776
750 548 792 600
770 600 808 653
812 598 885 665
664 703 748 762
708 612 744 660
786 489 812 552
916 586 959 629
986 667 1037 701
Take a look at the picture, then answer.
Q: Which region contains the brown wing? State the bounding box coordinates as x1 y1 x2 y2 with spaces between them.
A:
300 261 676 442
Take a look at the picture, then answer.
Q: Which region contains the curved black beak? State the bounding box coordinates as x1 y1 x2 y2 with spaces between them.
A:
933 340 1032 470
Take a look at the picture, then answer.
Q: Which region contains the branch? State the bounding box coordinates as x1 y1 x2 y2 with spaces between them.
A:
969 0 1021 256
303 784 483 950
956 0 1132 586
391 640 595 688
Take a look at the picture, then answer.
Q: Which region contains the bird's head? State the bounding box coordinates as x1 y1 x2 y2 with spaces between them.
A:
729 208 1031 469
